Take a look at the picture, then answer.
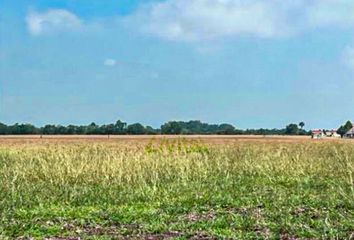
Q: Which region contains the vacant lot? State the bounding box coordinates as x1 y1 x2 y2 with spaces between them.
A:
0 136 353 239
0 135 316 146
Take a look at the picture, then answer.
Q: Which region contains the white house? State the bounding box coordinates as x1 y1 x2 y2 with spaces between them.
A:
312 129 340 139
344 127 354 138
311 130 324 139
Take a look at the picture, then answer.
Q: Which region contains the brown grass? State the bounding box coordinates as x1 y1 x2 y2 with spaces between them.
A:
0 134 347 147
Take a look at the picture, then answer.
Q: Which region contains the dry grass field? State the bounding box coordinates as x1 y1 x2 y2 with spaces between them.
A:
0 134 316 145
0 136 353 239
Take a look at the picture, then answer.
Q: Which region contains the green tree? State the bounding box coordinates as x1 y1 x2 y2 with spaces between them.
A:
299 122 305 129
217 124 235 135
161 121 182 134
87 122 99 135
0 123 8 134
145 126 158 135
42 125 57 135
285 123 299 135
337 120 353 137
66 125 79 134
55 125 67 135
114 120 127 134
127 123 146 135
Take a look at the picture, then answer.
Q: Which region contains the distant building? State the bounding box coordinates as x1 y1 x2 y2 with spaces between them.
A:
311 130 324 139
344 127 354 138
311 129 340 139
324 130 341 138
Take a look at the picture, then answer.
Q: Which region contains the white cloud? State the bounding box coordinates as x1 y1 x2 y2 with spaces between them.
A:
128 0 354 42
24 2 354 41
306 0 354 28
132 0 291 41
343 46 354 69
26 9 82 35
104 59 117 67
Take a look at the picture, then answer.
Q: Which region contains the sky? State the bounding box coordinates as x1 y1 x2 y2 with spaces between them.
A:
0 0 354 129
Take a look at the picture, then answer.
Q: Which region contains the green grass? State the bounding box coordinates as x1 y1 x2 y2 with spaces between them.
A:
0 140 354 239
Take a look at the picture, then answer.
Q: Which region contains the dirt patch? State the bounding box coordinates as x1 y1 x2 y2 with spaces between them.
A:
279 233 300 240
292 207 307 216
189 232 218 240
44 238 80 240
291 207 321 220
185 211 216 222
18 230 219 240
140 231 183 240
253 226 271 239
61 222 142 236
46 222 182 239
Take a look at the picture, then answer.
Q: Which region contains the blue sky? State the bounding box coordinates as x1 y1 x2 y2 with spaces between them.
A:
0 0 354 129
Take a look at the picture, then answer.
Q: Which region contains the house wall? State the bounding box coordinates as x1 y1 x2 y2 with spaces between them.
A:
312 133 323 139
345 134 354 138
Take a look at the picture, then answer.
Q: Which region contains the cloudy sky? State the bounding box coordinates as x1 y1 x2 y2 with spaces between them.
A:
0 0 353 129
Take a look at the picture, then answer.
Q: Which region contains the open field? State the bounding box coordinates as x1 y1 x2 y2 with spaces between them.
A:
0 135 317 148
1 137 354 239
0 135 313 140
0 134 331 144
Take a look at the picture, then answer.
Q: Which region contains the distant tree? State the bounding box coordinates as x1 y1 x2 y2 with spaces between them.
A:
8 123 19 134
145 126 158 135
87 122 99 135
100 124 115 135
185 120 203 134
299 122 305 129
344 121 353 131
285 123 299 135
10 124 37 134
217 124 235 135
42 125 57 135
127 123 146 135
0 123 8 134
0 119 316 136
76 126 87 135
337 126 345 137
114 120 127 134
55 125 67 135
161 121 182 135
181 128 192 135
337 120 353 137
66 125 78 134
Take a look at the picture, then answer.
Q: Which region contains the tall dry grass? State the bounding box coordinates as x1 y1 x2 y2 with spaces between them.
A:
0 140 354 238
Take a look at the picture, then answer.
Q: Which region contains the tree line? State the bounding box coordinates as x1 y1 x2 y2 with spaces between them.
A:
0 120 310 135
